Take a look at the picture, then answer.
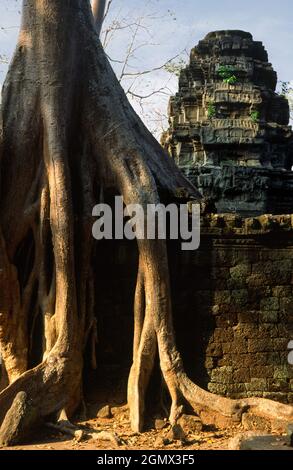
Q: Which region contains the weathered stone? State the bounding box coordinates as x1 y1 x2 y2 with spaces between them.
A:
228 432 268 450
259 324 279 339
252 261 292 285
206 343 223 357
213 327 234 343
214 290 231 305
260 297 279 312
245 378 267 392
204 356 215 369
89 221 293 410
211 304 221 316
248 338 273 353
250 366 274 379
273 286 292 298
274 338 290 352
222 339 247 354
246 391 264 398
166 424 186 441
230 264 251 278
154 419 167 431
263 392 289 403
217 354 232 367
247 274 270 290
266 352 281 366
162 30 293 216
236 324 258 338
207 383 227 395
242 413 271 432
177 414 203 434
259 310 278 323
231 289 249 307
233 368 250 383
97 405 112 419
215 310 238 327
226 383 247 394
228 265 251 289
229 433 293 451
274 366 291 380
280 298 293 322
237 311 259 324
267 378 290 393
211 366 233 384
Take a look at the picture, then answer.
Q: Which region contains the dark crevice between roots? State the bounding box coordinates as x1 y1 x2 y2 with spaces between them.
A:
28 308 44 369
27 280 39 365
13 228 35 294
44 227 54 296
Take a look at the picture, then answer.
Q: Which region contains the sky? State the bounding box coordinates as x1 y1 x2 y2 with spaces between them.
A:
0 0 293 135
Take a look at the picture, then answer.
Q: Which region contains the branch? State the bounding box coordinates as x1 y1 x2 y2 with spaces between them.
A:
121 53 181 78
127 88 171 100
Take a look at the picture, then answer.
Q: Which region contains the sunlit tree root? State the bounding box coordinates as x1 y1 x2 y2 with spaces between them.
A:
125 240 293 432
0 0 292 447
46 410 121 446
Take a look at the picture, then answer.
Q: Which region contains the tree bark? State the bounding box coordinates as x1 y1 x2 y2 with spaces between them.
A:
0 0 292 445
92 0 107 37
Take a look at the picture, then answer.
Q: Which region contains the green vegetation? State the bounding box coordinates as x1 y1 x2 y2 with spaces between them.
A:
207 102 216 118
250 110 260 122
218 65 238 85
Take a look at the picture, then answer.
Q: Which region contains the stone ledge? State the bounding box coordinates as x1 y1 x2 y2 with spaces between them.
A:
198 213 293 235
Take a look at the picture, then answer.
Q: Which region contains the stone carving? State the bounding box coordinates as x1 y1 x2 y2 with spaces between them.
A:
162 30 293 215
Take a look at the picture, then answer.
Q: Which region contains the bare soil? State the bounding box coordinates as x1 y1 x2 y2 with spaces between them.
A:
0 404 243 451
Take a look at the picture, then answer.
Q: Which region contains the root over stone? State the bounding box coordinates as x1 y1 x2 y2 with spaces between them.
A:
0 0 292 446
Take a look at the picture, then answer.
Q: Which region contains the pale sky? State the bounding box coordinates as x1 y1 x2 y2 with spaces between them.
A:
0 0 293 135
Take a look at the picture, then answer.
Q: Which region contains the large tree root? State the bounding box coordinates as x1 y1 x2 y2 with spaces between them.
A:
0 0 292 446
47 422 121 447
0 392 40 447
46 412 121 447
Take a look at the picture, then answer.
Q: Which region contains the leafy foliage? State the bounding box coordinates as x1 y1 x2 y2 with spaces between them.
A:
218 65 238 85
207 102 216 119
250 110 260 122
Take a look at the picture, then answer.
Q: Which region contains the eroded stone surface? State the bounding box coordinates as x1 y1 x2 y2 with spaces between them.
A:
162 30 293 215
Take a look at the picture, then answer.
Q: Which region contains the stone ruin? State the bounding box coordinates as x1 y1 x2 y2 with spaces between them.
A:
158 31 293 410
162 30 293 215
76 32 293 411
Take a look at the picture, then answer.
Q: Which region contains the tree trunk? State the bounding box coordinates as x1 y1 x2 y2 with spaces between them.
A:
92 0 107 37
0 0 292 446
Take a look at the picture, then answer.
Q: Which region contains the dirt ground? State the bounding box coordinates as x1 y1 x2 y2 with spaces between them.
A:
0 404 247 451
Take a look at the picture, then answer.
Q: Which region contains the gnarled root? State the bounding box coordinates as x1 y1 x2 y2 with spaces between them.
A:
1 0 292 447
46 409 121 446
0 391 40 447
0 351 82 446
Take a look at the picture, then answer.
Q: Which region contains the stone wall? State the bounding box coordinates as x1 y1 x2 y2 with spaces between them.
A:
3 215 291 405
92 214 293 404
170 215 293 404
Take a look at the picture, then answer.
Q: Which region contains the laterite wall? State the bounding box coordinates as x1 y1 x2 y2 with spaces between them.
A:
169 215 293 404
1 215 293 405
93 214 293 404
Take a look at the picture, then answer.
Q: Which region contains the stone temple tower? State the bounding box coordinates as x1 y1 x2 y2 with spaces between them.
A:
162 30 293 215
